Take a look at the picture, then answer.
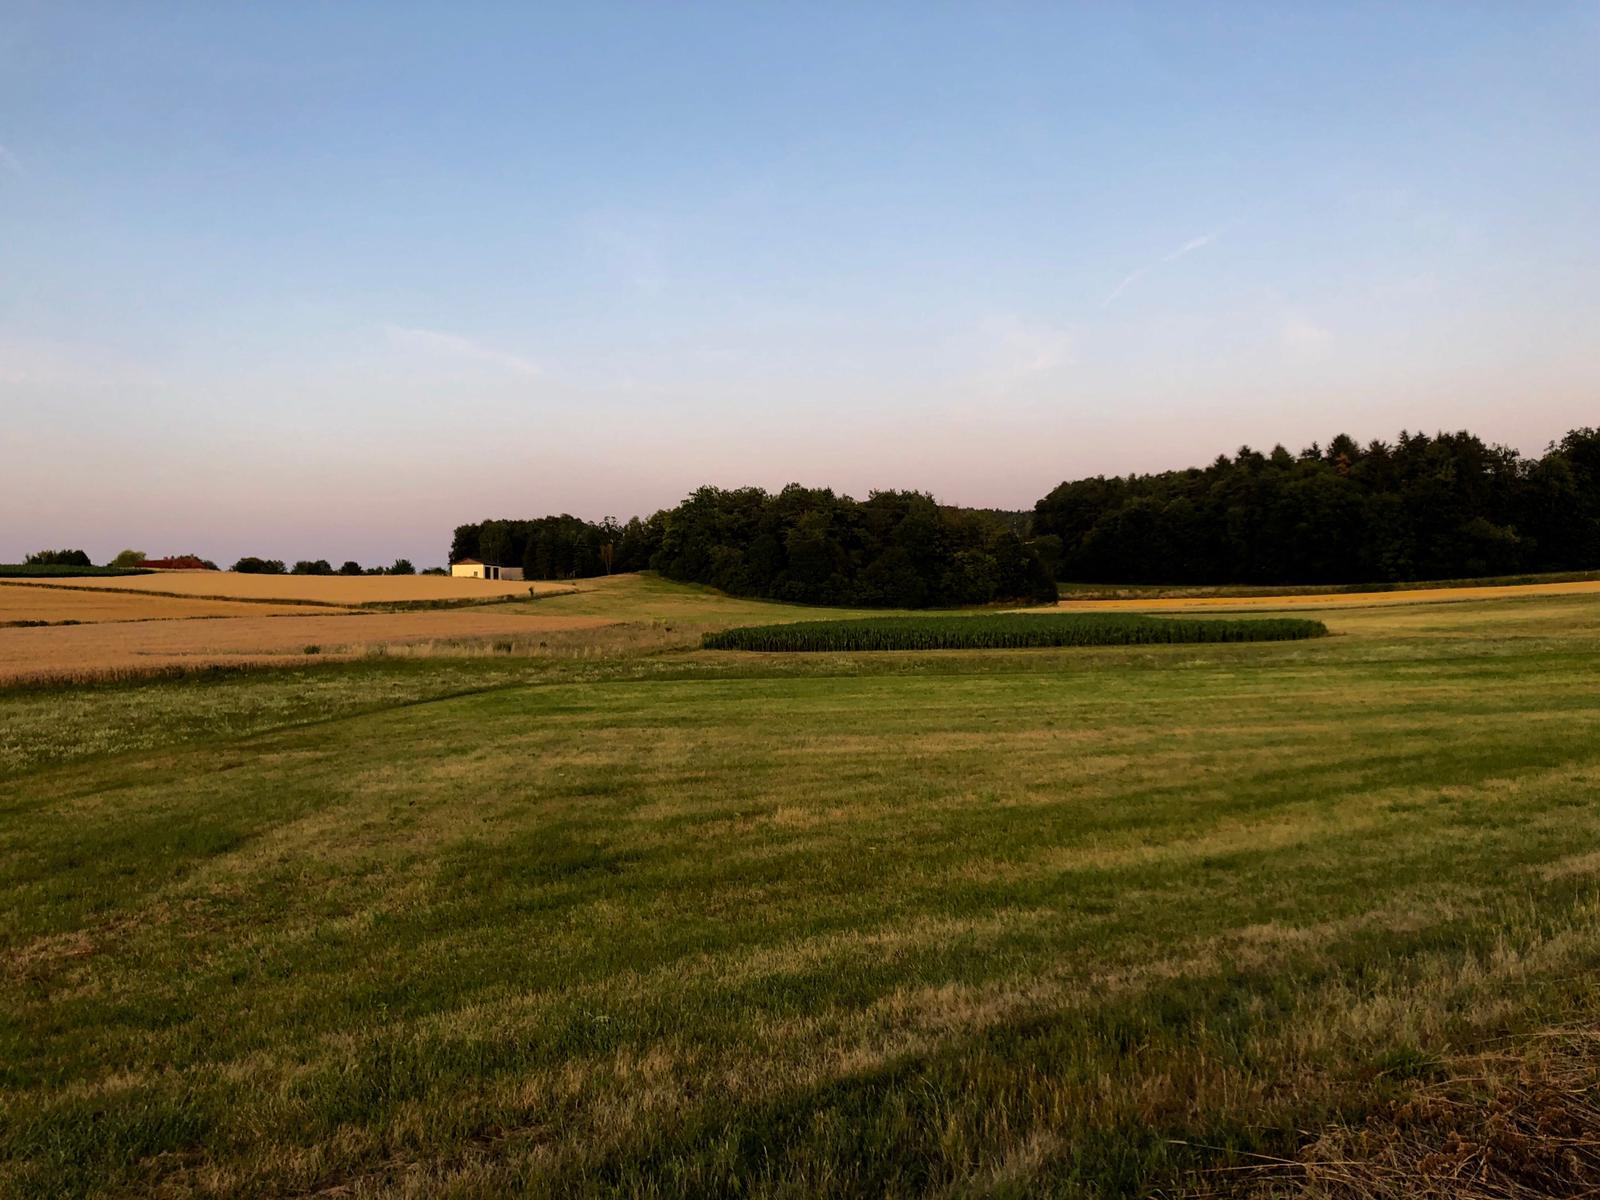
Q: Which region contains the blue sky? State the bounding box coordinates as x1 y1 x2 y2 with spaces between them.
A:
3 2 1598 565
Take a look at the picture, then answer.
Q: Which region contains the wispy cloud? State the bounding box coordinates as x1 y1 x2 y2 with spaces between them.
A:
581 210 667 296
1102 228 1224 308
978 315 1077 392
383 324 541 377
0 144 23 178
1280 311 1332 357
0 335 163 392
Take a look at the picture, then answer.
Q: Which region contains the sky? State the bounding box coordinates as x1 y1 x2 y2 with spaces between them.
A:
3 2 1598 567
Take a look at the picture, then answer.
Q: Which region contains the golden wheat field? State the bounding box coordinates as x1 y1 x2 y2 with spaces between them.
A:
1052 578 1600 613
0 571 573 606
0 584 337 626
0 608 620 684
7 571 1600 686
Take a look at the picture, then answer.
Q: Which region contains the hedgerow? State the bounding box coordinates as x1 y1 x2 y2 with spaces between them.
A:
0 565 153 578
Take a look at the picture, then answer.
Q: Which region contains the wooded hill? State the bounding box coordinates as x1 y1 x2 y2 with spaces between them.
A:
451 488 1057 607
453 425 1600 600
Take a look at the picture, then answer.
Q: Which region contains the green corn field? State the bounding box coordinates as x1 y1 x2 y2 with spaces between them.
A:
702 612 1329 651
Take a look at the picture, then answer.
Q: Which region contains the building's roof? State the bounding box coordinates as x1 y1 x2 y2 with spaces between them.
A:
452 558 483 565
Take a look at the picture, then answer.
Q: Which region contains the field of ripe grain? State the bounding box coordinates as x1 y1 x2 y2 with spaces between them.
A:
1053 576 1600 613
5 584 1600 1198
8 570 1600 687
0 570 574 606
0 582 329 626
0 608 619 685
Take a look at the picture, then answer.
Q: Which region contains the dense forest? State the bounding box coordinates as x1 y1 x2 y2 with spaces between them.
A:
1033 427 1600 585
450 515 662 581
453 426 1600 600
452 488 1057 607
652 487 1056 606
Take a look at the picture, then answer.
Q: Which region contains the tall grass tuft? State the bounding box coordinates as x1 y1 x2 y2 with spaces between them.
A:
703 612 1328 651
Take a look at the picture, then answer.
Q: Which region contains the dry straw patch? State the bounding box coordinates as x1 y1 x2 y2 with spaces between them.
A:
1216 1029 1600 1199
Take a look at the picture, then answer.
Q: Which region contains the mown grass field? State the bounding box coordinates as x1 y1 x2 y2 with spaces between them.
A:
4 578 1600 1197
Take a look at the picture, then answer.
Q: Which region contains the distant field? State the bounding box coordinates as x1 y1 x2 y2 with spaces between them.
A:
4 577 1600 1196
6 570 1600 686
1055 577 1600 613
1059 568 1600 602
0 570 567 607
0 607 620 685
0 583 326 627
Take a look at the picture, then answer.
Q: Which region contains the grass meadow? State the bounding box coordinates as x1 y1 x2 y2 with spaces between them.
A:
4 577 1600 1197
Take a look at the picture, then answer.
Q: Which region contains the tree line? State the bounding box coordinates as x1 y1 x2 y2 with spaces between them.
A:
1032 426 1600 585
450 515 660 581
453 488 1058 607
233 557 424 576
14 551 426 575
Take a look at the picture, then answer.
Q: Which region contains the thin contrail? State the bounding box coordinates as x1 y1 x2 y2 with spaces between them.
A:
1102 228 1223 308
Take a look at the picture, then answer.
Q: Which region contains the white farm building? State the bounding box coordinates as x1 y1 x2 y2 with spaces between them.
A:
450 558 524 581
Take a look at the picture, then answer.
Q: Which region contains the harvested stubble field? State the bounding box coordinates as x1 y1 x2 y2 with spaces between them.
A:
0 582 328 627
1054 576 1600 613
5 574 1600 1198
0 570 569 606
0 608 620 685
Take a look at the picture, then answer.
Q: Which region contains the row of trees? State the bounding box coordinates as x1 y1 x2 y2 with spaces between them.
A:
23 549 93 566
450 515 661 581
233 557 423 576
21 549 220 570
654 487 1058 606
19 550 433 576
1032 427 1600 585
454 488 1058 607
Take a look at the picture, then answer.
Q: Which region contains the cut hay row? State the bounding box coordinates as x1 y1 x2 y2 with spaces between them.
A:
703 612 1328 652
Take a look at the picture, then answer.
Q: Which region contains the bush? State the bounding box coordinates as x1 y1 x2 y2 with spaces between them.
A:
232 557 287 575
338 561 363 576
389 559 416 576
703 613 1328 652
292 560 334 576
24 549 91 567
